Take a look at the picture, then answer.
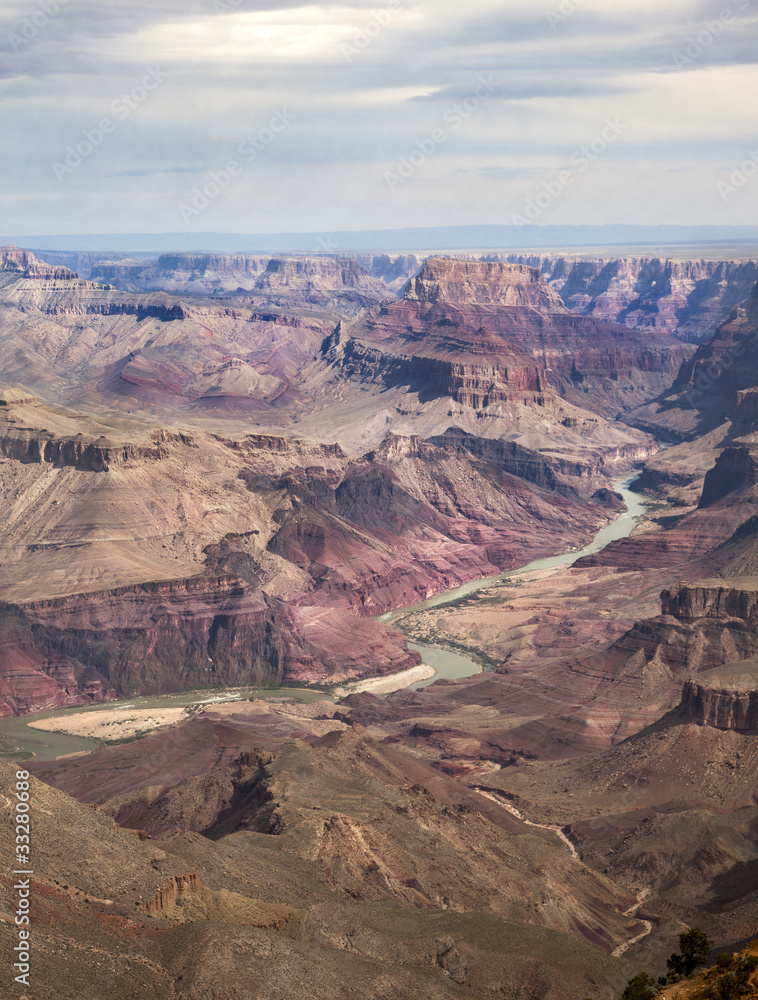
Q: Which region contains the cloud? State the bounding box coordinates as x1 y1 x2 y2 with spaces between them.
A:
0 0 756 234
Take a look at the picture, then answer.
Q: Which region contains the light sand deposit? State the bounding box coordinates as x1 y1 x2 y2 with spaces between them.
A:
26 707 190 741
333 663 436 698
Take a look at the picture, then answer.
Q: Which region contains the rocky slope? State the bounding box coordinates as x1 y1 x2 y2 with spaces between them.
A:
0 386 630 715
503 253 758 343
2 751 642 1000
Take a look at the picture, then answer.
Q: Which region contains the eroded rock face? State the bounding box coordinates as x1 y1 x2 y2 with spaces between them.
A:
0 245 78 281
0 577 421 716
403 259 565 310
325 326 547 409
661 580 758 622
626 277 758 440
353 252 424 292
699 447 758 507
88 252 389 315
682 670 758 732
344 257 692 418
504 253 758 342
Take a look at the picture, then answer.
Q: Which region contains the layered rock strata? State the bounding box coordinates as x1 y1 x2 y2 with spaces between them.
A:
345 258 692 418
503 253 758 342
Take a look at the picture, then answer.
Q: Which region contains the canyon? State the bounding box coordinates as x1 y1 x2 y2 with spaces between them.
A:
503 253 758 343
1 243 758 999
38 246 758 346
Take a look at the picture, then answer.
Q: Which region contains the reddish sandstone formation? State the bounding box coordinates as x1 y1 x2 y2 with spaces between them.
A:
344 257 692 418
681 658 758 732
0 576 421 716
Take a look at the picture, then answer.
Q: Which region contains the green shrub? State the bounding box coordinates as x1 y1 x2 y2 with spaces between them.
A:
705 955 758 999
620 972 657 1000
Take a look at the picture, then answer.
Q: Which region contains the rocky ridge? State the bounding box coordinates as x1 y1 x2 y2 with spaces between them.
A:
503 253 758 342
345 257 693 419
88 252 389 315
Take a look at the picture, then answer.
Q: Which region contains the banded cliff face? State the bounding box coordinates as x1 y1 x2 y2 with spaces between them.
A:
343 257 692 418
626 278 758 441
0 576 421 717
88 252 389 315
681 668 758 733
607 580 758 697
404 259 563 310
325 325 547 410
661 580 758 623
0 244 77 281
503 253 758 342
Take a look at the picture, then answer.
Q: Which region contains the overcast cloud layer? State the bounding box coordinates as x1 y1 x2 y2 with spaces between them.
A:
1 0 756 236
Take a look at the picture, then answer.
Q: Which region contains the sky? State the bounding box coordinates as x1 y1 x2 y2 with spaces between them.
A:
1 0 757 236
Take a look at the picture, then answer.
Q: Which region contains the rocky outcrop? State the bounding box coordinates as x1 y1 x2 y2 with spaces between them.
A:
0 388 37 406
0 245 77 281
626 279 758 439
143 872 200 917
403 259 565 310
503 253 758 342
661 580 758 623
428 429 651 491
0 426 176 470
681 658 758 732
326 327 547 409
698 447 758 508
422 430 580 493
582 581 758 714
733 387 758 428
